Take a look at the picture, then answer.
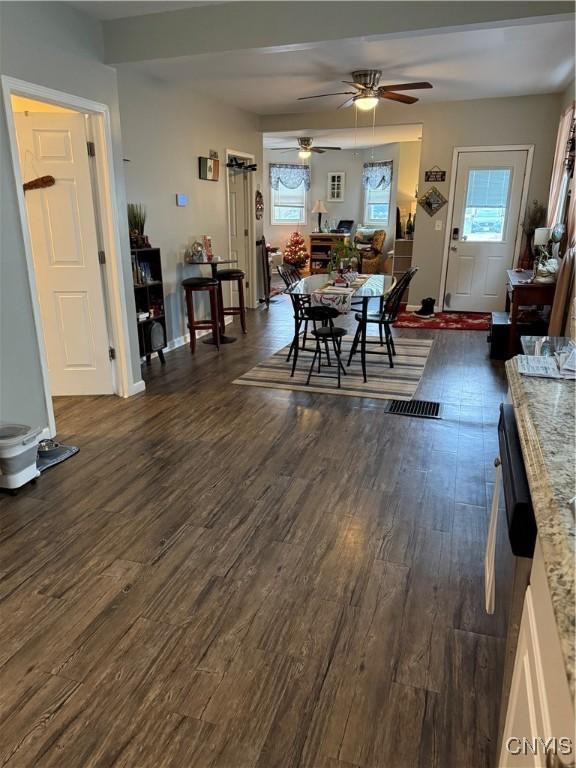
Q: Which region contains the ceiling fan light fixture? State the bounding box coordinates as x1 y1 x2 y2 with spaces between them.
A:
354 94 379 111
298 149 312 159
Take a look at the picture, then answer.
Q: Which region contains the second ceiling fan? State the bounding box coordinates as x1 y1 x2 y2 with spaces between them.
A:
270 137 341 158
298 70 433 110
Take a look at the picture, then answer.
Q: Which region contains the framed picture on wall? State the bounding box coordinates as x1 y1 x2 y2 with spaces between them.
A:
198 157 220 181
327 172 345 202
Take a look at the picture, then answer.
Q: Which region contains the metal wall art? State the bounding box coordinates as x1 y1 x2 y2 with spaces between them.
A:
418 186 448 216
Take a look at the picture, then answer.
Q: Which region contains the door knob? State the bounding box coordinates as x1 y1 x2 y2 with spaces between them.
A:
450 246 457 252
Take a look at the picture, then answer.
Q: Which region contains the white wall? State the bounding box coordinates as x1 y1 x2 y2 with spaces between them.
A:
0 1 139 432
261 93 562 305
397 142 421 223
263 142 421 256
116 68 264 345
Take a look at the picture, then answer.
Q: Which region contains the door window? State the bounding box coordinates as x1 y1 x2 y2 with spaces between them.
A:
462 168 512 242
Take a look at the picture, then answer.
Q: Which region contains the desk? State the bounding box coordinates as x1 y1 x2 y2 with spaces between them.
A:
505 270 556 356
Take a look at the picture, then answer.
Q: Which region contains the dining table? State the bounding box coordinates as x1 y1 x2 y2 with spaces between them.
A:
187 256 239 345
286 273 396 382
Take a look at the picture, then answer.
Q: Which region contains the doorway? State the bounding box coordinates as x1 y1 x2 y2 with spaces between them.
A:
13 99 114 395
2 76 137 437
226 150 255 308
442 147 532 312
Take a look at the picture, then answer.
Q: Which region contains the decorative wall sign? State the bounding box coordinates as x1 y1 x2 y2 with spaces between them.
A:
424 166 446 183
327 172 345 202
255 190 264 220
418 186 448 216
198 157 219 181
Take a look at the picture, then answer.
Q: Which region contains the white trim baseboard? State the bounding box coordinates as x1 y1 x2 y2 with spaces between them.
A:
145 317 235 359
126 380 146 397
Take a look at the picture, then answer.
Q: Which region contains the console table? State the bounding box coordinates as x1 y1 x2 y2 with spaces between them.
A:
505 270 556 356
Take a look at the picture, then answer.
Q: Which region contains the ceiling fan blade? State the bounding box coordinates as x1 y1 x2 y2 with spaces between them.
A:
311 148 325 153
297 91 356 101
380 91 419 104
269 147 298 151
338 97 356 109
314 146 342 151
378 81 433 92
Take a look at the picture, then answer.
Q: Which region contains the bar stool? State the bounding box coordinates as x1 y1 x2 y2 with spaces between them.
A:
215 269 247 335
182 276 220 352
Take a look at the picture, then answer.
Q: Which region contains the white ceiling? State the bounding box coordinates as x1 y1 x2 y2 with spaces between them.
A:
122 18 574 114
263 125 423 151
68 1 219 21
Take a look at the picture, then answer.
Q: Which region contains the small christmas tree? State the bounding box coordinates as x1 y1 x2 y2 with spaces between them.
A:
283 231 308 268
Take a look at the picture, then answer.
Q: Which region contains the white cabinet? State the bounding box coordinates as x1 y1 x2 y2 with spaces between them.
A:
499 540 574 767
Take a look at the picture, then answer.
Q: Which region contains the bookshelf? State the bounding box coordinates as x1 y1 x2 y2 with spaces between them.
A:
309 233 350 274
131 247 167 365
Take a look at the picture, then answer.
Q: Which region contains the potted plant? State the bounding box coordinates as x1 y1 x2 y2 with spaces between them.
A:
328 240 361 273
127 203 149 249
519 200 546 269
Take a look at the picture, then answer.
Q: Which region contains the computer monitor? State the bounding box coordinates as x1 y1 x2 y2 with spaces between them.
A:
335 219 354 233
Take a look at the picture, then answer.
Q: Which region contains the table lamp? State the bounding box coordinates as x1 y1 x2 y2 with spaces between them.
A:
533 227 552 247
311 200 328 232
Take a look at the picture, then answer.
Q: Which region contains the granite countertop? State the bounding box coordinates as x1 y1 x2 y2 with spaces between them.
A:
506 358 575 698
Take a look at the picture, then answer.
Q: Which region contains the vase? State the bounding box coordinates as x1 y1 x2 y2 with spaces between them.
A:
518 234 535 270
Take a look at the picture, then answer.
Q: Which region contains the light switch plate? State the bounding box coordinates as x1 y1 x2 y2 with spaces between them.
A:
176 194 188 207
435 220 443 231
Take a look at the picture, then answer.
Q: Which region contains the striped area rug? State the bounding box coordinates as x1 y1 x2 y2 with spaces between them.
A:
233 336 434 400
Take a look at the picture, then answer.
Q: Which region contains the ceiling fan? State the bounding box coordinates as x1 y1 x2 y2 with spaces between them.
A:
270 137 341 159
298 70 433 110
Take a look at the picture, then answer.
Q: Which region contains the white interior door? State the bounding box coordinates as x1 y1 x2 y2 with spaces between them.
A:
15 112 114 396
444 149 528 312
228 162 249 304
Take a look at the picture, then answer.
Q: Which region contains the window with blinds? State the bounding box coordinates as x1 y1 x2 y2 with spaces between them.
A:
363 183 391 226
463 168 512 242
271 181 307 225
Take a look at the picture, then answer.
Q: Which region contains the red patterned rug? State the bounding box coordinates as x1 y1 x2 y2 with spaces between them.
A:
394 310 491 331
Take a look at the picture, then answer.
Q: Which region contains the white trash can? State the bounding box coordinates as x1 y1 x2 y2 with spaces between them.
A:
0 424 42 490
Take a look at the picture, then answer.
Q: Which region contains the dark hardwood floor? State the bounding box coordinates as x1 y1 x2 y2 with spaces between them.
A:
0 296 511 767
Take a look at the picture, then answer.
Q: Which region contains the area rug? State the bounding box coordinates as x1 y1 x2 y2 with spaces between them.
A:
393 311 490 331
233 336 434 400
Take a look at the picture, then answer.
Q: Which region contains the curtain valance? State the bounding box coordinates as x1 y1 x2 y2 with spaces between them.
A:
362 161 393 190
269 163 311 191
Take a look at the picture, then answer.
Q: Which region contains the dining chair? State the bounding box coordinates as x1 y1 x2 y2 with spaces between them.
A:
305 306 347 389
277 264 302 288
347 267 419 369
286 293 339 377
279 265 313 365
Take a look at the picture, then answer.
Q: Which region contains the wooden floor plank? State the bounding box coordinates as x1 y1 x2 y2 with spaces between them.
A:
0 301 510 768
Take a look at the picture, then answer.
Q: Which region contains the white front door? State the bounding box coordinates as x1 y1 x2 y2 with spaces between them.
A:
228 161 249 304
15 113 114 395
444 149 528 312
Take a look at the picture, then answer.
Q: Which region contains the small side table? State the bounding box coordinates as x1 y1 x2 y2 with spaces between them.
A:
505 270 556 356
